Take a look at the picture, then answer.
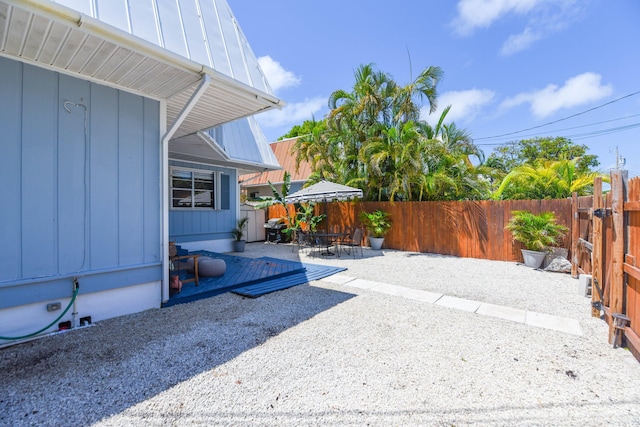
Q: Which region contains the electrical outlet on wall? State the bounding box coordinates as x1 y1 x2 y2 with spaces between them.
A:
46 302 61 312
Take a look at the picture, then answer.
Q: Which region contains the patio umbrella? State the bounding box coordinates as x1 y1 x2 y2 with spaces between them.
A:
285 180 363 232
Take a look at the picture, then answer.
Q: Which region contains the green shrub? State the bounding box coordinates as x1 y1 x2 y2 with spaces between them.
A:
359 210 392 238
505 210 567 252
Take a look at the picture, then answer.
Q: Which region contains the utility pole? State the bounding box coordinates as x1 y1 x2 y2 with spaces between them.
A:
614 146 626 169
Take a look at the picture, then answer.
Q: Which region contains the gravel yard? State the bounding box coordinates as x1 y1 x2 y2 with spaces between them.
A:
2 243 639 426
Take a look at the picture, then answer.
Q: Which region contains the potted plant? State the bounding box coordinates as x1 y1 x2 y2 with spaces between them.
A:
231 217 249 252
296 203 326 233
359 210 392 250
505 210 568 268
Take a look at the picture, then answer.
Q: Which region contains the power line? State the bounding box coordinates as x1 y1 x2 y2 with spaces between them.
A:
474 90 640 141
476 121 640 146
568 122 640 140
475 113 640 143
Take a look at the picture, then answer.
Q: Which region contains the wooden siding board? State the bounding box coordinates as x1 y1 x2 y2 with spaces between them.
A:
90 83 120 269
57 75 91 273
143 97 161 263
21 64 58 278
118 91 145 265
0 57 23 282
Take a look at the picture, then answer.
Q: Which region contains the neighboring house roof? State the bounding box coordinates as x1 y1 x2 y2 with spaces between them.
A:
0 0 282 171
240 137 312 187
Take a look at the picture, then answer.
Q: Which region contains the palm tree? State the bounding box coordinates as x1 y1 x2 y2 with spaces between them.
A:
421 106 484 165
340 64 443 200
293 63 489 202
361 120 424 201
254 171 291 209
492 158 606 200
393 65 443 122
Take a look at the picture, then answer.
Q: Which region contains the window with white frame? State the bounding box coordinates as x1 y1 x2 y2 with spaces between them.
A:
171 168 231 210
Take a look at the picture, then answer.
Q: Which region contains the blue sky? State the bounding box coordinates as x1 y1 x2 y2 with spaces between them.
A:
228 0 640 177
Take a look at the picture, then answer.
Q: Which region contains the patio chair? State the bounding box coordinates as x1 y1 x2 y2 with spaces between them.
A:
169 242 199 288
340 228 364 258
292 229 313 254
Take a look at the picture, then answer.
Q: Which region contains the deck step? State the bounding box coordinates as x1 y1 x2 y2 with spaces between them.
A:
233 258 346 298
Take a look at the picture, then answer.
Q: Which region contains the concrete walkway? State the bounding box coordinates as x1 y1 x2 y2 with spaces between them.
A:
321 273 583 336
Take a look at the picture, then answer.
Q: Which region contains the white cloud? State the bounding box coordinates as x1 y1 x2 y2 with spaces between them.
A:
501 72 613 117
257 56 301 93
453 0 542 35
255 97 327 129
500 27 542 55
452 0 581 55
423 89 496 123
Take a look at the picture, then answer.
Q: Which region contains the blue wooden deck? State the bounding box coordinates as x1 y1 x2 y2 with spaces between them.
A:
163 252 346 307
232 257 347 298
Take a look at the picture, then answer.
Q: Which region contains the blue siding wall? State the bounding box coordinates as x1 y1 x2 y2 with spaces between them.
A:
0 58 161 308
0 57 22 281
169 161 237 243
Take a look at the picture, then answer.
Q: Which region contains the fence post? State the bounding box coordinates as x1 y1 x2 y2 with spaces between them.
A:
571 192 579 278
592 178 604 318
609 170 627 343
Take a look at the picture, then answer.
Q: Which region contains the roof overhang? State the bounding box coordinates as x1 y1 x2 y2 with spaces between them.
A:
169 131 282 174
0 0 282 138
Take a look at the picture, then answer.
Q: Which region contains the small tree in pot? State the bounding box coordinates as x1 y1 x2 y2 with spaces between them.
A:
231 217 249 252
505 210 568 268
359 210 392 250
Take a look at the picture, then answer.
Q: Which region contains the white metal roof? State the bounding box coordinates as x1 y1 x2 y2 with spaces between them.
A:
0 0 282 147
51 0 273 96
170 116 281 173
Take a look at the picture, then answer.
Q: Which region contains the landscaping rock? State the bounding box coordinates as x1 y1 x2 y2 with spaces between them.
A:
545 256 572 273
544 247 569 268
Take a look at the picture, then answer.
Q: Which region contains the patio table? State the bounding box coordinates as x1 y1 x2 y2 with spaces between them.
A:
310 232 348 257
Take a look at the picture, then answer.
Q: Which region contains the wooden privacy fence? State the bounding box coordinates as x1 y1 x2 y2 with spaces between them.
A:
571 171 640 360
268 198 573 263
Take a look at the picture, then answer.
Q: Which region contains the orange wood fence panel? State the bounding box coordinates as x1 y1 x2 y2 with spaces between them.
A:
269 198 574 263
590 179 603 317
624 176 640 358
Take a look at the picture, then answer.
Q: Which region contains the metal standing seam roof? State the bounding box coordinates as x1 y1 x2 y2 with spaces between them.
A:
0 0 283 169
169 115 281 172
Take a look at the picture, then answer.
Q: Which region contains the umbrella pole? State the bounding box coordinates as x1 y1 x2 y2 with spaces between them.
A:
323 198 328 233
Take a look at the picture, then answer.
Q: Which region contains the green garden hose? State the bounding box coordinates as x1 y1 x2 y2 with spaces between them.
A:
0 279 80 341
